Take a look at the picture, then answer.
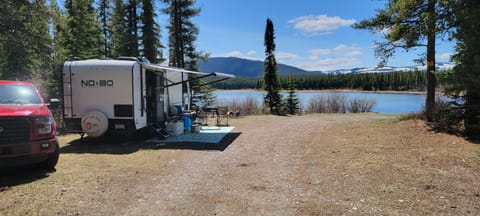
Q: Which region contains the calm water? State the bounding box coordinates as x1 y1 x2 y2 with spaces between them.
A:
214 91 426 114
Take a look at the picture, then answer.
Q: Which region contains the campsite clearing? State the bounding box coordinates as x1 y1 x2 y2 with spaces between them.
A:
1 113 479 215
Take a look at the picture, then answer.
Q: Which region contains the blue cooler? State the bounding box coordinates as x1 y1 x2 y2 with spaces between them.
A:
183 114 191 132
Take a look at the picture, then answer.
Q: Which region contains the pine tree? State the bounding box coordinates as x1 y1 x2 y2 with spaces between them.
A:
110 0 140 57
0 2 33 79
163 0 210 107
29 0 54 93
447 0 480 137
141 0 163 63
126 0 140 57
263 18 282 114
286 77 300 115
62 0 103 59
111 0 128 57
98 0 114 58
354 0 454 122
49 0 68 98
163 0 201 69
0 0 52 85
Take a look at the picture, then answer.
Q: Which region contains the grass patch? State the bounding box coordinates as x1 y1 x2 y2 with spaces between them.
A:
395 112 423 122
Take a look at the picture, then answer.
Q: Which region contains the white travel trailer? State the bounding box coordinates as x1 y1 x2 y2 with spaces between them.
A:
62 58 234 138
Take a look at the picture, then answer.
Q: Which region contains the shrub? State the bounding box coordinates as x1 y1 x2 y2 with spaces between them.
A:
428 98 464 134
219 96 263 117
326 95 347 113
348 98 376 113
307 95 327 113
306 95 376 114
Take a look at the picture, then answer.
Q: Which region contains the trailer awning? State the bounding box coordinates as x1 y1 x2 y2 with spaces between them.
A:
141 63 235 87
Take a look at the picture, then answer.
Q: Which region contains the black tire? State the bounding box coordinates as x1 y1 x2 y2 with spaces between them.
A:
39 141 60 170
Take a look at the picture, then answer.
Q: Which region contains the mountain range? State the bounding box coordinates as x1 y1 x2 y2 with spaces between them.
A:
199 57 454 78
199 57 314 77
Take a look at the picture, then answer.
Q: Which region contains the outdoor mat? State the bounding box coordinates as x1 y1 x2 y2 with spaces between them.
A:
146 126 235 144
145 126 239 151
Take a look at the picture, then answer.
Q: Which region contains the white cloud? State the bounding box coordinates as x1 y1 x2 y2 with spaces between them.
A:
301 57 360 71
224 50 299 62
308 48 331 59
289 14 356 34
225 50 259 60
436 52 452 61
276 51 299 61
332 44 362 57
225 51 244 58
333 44 349 52
308 44 362 59
303 44 363 71
246 50 257 56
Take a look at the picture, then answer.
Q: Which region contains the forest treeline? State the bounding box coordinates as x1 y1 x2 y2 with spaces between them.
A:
213 70 428 91
0 0 201 99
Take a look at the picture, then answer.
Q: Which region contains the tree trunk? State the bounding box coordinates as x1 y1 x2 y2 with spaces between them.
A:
425 0 436 122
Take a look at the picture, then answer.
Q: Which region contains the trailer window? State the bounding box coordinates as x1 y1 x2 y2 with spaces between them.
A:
0 85 41 104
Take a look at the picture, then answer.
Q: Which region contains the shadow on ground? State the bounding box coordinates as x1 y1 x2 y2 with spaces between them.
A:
0 166 55 189
60 135 144 154
0 133 241 188
60 132 242 154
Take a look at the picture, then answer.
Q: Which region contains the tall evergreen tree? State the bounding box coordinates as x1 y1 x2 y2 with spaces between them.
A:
0 0 52 85
111 0 127 57
354 0 454 122
141 0 163 63
126 0 140 57
163 0 209 107
445 0 480 137
98 0 114 58
0 2 33 79
62 0 103 59
286 77 300 115
49 0 68 98
29 0 54 92
263 18 282 114
163 0 201 69
110 0 164 60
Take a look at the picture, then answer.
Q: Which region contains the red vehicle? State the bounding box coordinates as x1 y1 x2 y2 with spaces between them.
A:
0 80 59 169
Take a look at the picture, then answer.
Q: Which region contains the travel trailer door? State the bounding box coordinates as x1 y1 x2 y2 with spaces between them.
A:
146 69 166 124
133 63 147 129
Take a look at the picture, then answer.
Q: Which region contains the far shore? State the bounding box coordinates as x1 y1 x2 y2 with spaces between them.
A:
215 88 427 95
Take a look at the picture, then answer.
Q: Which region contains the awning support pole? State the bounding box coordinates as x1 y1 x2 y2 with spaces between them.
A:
163 73 215 88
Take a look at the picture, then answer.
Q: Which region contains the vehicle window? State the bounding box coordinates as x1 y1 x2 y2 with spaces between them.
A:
0 85 42 104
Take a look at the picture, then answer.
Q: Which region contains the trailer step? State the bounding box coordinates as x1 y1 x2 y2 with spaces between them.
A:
151 126 170 139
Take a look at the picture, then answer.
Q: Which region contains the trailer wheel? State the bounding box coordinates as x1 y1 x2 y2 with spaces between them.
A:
81 110 109 138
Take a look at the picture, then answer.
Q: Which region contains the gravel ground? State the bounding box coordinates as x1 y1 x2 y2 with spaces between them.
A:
1 113 479 215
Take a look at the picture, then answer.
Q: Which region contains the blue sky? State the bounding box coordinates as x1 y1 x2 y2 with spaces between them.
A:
159 0 455 71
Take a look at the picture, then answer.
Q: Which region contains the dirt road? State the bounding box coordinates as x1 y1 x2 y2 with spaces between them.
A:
1 114 479 215
125 114 374 215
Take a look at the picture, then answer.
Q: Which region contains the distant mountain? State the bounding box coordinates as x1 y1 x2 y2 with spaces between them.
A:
199 57 320 78
199 57 454 77
319 62 454 75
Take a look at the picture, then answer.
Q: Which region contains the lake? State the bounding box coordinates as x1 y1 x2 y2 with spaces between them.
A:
214 91 426 114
